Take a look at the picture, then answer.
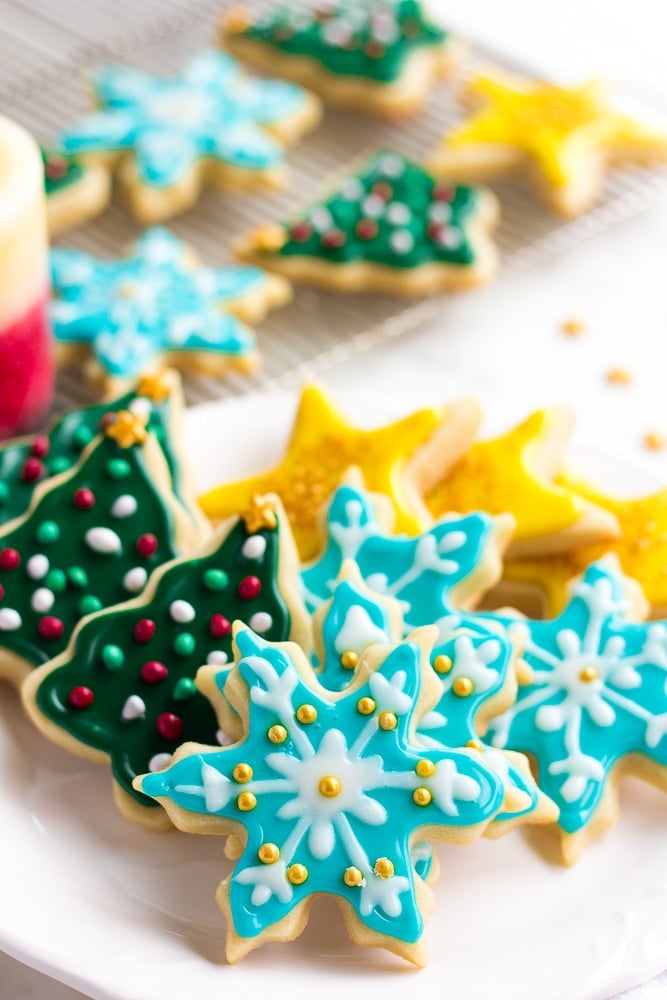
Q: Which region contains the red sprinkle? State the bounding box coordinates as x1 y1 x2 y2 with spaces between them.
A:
31 435 50 459
134 619 156 643
73 487 95 510
321 229 346 249
21 457 43 482
290 221 313 242
0 548 20 571
156 712 183 741
434 183 455 202
372 181 393 201
68 685 94 709
141 660 168 684
136 533 158 558
238 576 261 600
38 616 65 640
99 412 116 431
427 222 443 241
209 613 231 638
356 218 379 240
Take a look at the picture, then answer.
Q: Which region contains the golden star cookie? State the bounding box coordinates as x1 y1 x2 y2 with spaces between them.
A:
199 383 482 561
427 72 667 217
424 408 619 558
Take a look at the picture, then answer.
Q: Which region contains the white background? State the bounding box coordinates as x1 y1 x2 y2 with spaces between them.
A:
4 0 667 996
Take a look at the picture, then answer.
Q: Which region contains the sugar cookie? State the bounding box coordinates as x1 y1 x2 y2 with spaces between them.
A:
43 148 111 236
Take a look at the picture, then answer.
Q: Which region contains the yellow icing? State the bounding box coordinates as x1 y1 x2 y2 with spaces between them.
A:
425 409 585 542
505 480 667 615
199 384 443 561
444 75 667 187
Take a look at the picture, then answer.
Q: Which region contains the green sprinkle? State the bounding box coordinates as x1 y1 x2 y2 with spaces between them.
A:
36 520 60 545
105 458 131 480
173 632 196 657
67 566 89 589
78 595 103 616
48 456 71 475
72 425 95 450
0 482 9 506
172 677 197 701
102 644 124 671
45 568 67 593
203 569 229 591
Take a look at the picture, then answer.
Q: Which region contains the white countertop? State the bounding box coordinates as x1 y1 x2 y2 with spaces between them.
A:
5 0 667 996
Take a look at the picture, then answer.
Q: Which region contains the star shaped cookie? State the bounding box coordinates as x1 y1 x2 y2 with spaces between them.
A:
427 72 667 216
199 384 482 561
51 227 290 389
42 148 111 236
424 408 619 558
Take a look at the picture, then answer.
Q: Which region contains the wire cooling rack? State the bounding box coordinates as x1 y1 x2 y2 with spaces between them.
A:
3 0 667 412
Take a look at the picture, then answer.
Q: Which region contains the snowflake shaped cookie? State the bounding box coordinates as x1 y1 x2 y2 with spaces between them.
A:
138 626 504 964
59 50 321 221
51 228 290 387
488 559 667 863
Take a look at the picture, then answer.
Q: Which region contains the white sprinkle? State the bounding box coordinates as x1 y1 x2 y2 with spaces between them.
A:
249 611 272 634
207 650 229 666
0 608 21 631
31 588 55 613
85 527 122 555
148 752 172 772
322 18 352 47
217 728 235 747
122 694 146 720
378 153 404 177
310 207 334 232
129 398 152 419
27 554 49 580
340 178 363 201
242 535 267 560
386 202 411 226
123 567 148 593
362 194 385 219
428 202 452 224
389 229 415 254
437 226 463 249
170 599 196 623
111 494 138 519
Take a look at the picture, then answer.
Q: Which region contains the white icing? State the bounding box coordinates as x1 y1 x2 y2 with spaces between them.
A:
170 599 196 623
121 694 146 720
0 608 21 631
26 554 49 580
368 670 412 714
111 494 138 518
333 605 389 654
235 859 292 907
31 588 55 614
242 535 267 559
85 527 122 555
123 567 147 593
249 611 272 634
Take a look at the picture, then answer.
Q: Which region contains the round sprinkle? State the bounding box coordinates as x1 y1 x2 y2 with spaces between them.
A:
36 520 60 545
73 487 95 510
156 712 183 741
38 616 64 640
340 178 363 200
134 619 156 643
67 566 88 589
102 644 124 671
452 677 474 698
362 194 385 218
267 724 287 744
355 218 379 240
343 866 363 887
357 696 376 715
148 752 172 772
378 710 397 731
105 458 131 480
233 763 253 783
136 533 158 558
31 435 50 459
374 857 394 879
287 863 308 885
290 221 313 243
248 611 272 634
85 527 122 555
173 632 196 656
128 398 152 419
386 202 411 225
207 650 229 665
31 588 55 613
209 614 231 638
321 228 345 249
140 660 168 684
413 787 433 807
121 694 146 720
389 230 414 255
169 599 196 624
78 595 103 616
26 554 49 580
45 569 67 593
21 457 43 482
416 759 436 778
378 154 404 177
237 791 257 811
72 425 94 450
49 457 70 475
0 548 20 571
241 535 267 560
123 567 148 593
341 650 358 670
203 569 228 591
111 494 138 518
428 202 452 224
437 226 463 249
68 685 94 709
296 704 317 725
238 576 261 600
172 677 197 701
433 654 453 674
0 608 21 631
258 843 280 865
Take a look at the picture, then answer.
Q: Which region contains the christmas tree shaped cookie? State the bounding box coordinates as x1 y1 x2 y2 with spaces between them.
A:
235 151 499 295
58 50 321 222
427 72 667 217
0 410 200 687
24 496 309 828
52 228 291 389
221 0 458 119
137 625 505 964
487 559 667 864
0 369 190 528
42 147 111 236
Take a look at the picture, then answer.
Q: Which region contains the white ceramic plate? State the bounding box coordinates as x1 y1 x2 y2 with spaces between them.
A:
2 391 667 1000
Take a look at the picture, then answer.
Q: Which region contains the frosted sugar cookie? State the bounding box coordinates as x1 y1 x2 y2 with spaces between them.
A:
43 148 111 235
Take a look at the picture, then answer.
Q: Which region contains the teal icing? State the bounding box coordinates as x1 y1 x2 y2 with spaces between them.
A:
140 628 503 944
59 51 309 185
50 228 261 378
486 561 667 834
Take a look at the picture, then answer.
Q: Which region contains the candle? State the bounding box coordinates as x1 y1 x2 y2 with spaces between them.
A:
0 115 53 439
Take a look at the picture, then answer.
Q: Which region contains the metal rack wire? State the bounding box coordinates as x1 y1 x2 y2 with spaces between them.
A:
3 0 667 411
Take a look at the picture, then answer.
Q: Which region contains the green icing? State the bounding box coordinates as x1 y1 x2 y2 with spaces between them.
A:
0 432 179 669
34 517 293 809
0 385 182 528
42 148 85 197
272 151 479 269
243 0 447 84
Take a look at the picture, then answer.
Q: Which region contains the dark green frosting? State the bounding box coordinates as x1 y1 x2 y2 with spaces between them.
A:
42 148 85 197
243 0 447 84
34 517 293 808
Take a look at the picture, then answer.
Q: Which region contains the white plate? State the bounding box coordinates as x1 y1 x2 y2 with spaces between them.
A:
2 391 667 1000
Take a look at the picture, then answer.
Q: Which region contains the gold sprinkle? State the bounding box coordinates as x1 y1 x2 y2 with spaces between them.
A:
452 677 475 698
237 791 257 812
357 696 376 716
644 431 667 451
378 710 397 731
413 787 433 807
258 843 280 865
433 653 453 674
104 410 147 449
466 738 483 751
374 857 394 879
137 370 174 402
318 775 342 798
606 366 632 386
233 763 253 783
287 863 308 886
340 650 359 670
579 666 599 683
561 318 585 337
415 759 435 778
343 866 364 887
296 703 317 725
267 724 287 744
